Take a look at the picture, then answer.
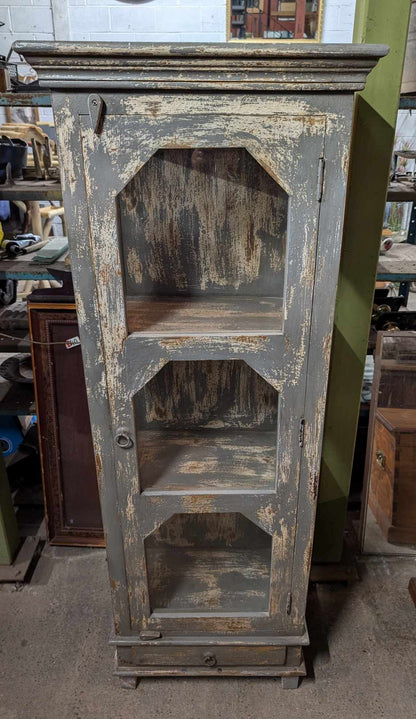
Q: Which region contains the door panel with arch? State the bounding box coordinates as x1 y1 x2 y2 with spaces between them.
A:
80 109 326 633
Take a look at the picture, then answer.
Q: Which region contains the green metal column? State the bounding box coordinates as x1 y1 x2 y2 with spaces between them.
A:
313 0 412 562
0 454 18 565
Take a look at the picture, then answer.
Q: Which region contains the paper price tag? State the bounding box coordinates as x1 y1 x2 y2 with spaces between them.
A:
65 336 81 350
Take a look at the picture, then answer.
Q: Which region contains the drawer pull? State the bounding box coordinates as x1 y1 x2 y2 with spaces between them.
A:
376 450 386 469
203 652 217 667
115 430 133 449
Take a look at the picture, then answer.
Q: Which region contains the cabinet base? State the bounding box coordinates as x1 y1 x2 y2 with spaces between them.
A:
114 647 306 686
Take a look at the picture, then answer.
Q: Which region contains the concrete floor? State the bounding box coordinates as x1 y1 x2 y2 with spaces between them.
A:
0 546 415 719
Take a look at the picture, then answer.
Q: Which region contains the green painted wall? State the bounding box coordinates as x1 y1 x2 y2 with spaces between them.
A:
313 0 412 562
0 455 18 565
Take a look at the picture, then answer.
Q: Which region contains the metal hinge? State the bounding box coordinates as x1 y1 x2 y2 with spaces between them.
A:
298 418 305 448
286 591 292 615
317 157 325 202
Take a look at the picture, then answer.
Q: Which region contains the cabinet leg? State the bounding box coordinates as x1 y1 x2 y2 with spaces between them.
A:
119 675 139 689
281 675 301 690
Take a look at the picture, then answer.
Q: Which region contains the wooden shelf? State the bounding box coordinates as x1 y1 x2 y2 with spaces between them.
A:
147 546 271 613
377 242 416 281
0 92 51 107
138 429 276 493
0 179 62 201
387 178 416 203
0 252 69 280
126 296 283 336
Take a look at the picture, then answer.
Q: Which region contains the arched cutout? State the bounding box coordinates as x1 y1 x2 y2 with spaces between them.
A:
133 359 279 493
145 512 272 614
117 147 288 337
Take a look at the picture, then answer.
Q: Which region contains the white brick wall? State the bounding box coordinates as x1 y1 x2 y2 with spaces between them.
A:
321 0 357 43
0 0 357 57
0 0 53 58
68 0 226 43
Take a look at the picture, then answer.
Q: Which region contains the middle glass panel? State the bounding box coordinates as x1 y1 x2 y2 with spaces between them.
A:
134 359 278 493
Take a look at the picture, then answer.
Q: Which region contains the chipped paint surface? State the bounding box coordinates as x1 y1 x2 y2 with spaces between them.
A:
43 39 372 662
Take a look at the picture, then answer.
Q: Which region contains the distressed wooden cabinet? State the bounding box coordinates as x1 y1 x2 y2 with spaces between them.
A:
17 42 386 687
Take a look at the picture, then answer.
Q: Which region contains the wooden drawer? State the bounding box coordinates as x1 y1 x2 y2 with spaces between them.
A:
369 409 416 544
118 644 287 667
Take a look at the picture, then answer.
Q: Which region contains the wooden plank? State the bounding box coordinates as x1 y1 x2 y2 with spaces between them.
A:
0 93 51 107
118 644 287 666
0 253 68 280
14 42 388 92
377 407 416 432
294 0 307 38
147 547 271 613
377 242 416 278
387 178 416 202
0 180 62 201
114 659 307 678
52 92 132 634
138 429 276 493
126 296 283 336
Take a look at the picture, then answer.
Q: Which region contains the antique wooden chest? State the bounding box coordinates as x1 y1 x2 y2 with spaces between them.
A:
369 408 416 545
17 41 386 688
29 300 103 547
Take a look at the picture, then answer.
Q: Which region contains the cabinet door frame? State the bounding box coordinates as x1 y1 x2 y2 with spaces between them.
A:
53 91 353 636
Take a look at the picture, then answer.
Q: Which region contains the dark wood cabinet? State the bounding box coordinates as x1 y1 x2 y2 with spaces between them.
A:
369 408 416 545
29 303 104 546
19 41 386 687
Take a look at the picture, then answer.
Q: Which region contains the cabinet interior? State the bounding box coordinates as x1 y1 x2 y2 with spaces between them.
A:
145 513 272 614
118 147 288 335
135 359 278 493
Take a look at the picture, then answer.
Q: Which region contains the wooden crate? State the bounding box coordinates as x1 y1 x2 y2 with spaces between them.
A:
369 408 416 545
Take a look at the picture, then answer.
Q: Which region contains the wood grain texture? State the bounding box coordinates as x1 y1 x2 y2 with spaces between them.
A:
120 148 287 299
369 413 416 545
126 296 283 336
29 306 104 546
145 513 272 613
118 644 286 666
38 40 384 676
134 359 278 431
137 430 276 493
362 332 416 550
376 407 416 432
14 42 388 92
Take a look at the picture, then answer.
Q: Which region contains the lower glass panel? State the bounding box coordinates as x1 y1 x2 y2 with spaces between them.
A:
145 513 272 614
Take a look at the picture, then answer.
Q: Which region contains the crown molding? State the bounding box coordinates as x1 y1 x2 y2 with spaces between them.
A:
13 42 389 93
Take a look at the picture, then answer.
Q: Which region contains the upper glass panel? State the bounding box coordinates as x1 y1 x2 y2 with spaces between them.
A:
118 148 288 335
229 0 322 41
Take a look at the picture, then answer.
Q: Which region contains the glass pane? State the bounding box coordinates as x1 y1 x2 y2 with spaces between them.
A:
229 0 322 40
118 148 288 335
145 513 272 613
135 360 278 493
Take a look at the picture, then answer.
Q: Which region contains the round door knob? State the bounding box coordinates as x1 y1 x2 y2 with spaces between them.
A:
203 652 217 667
115 430 133 449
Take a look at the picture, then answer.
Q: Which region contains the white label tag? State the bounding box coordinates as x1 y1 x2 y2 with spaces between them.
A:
65 336 81 350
